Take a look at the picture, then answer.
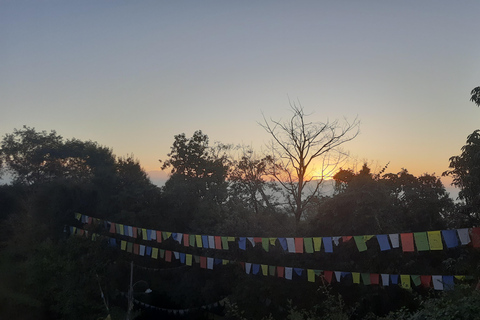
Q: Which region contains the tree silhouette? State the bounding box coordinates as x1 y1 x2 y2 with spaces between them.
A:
471 86 480 107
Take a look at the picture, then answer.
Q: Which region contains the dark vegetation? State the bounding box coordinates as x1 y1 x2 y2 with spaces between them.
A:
1 95 480 319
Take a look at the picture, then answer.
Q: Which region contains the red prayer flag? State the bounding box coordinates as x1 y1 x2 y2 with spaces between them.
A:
370 273 380 285
342 236 352 242
324 271 333 283
239 262 245 270
184 234 190 246
165 250 172 262
156 231 162 243
421 275 432 287
277 266 285 278
133 244 139 255
400 233 415 252
215 236 222 249
253 237 262 243
109 223 116 233
295 238 304 253
470 227 480 248
199 257 206 268
132 227 137 238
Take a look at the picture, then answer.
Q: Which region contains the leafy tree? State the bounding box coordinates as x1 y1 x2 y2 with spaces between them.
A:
160 130 230 232
443 130 480 221
261 103 360 224
471 86 480 107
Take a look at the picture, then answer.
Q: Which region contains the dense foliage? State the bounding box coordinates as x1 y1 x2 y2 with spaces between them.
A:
1 126 479 320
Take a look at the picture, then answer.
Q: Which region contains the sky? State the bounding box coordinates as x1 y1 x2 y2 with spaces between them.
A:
2 1 480 191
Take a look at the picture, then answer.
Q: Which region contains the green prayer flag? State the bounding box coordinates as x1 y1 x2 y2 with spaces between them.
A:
127 242 133 253
304 238 314 253
313 237 322 251
414 232 430 251
269 265 276 276
354 236 368 252
361 273 371 285
262 238 269 252
189 234 195 247
221 237 229 250
411 275 421 286
159 249 165 259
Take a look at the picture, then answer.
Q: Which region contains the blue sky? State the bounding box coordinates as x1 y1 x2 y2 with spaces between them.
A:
2 1 480 188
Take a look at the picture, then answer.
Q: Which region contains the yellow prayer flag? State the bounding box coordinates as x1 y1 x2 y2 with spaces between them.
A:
261 264 268 276
227 236 235 241
222 259 229 265
400 275 411 289
151 248 158 259
427 231 443 250
364 235 374 242
118 224 124 235
196 235 203 247
352 272 360 284
269 237 277 246
121 241 127 251
165 231 172 239
142 228 148 239
307 269 316 282
313 237 322 251
75 213 82 220
186 254 193 266
455 275 466 281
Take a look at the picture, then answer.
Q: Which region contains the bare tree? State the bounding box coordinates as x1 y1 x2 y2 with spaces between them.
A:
260 102 360 224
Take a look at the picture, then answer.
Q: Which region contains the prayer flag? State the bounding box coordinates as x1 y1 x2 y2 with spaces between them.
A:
146 229 152 241
184 234 190 247
208 236 215 249
245 263 252 274
215 236 222 249
370 274 379 285
247 237 255 247
411 275 421 286
390 274 399 285
443 275 454 290
127 242 133 253
156 231 162 243
420 275 431 287
202 235 209 248
139 245 145 256
286 238 295 253
335 271 342 282
278 238 288 251
252 264 260 275
313 237 322 251
176 233 183 244
285 267 293 280
261 264 268 276
332 237 341 246
354 236 368 252
152 247 158 259
200 256 207 269
254 237 262 243
277 266 285 278
269 238 277 246
151 230 156 240
165 250 172 262
269 265 276 276
123 225 128 236
400 233 415 252
180 253 186 264
381 274 389 286
307 269 315 282
262 238 269 252
304 238 314 253
361 273 370 285
238 237 246 250
432 275 443 290
352 272 360 284
173 251 179 259
196 235 203 248
413 232 430 251
109 222 116 234
427 231 443 250
133 244 139 255
324 270 333 283
389 234 400 248
207 257 214 270
121 240 127 251
323 237 333 253
133 227 138 239
189 234 195 247
457 228 470 245
294 268 303 277
377 234 391 251
400 275 411 289
294 238 304 253
142 228 148 240
471 227 480 247
441 230 459 248
146 246 151 256
160 249 165 259
186 254 192 266
221 236 229 250
342 236 352 242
